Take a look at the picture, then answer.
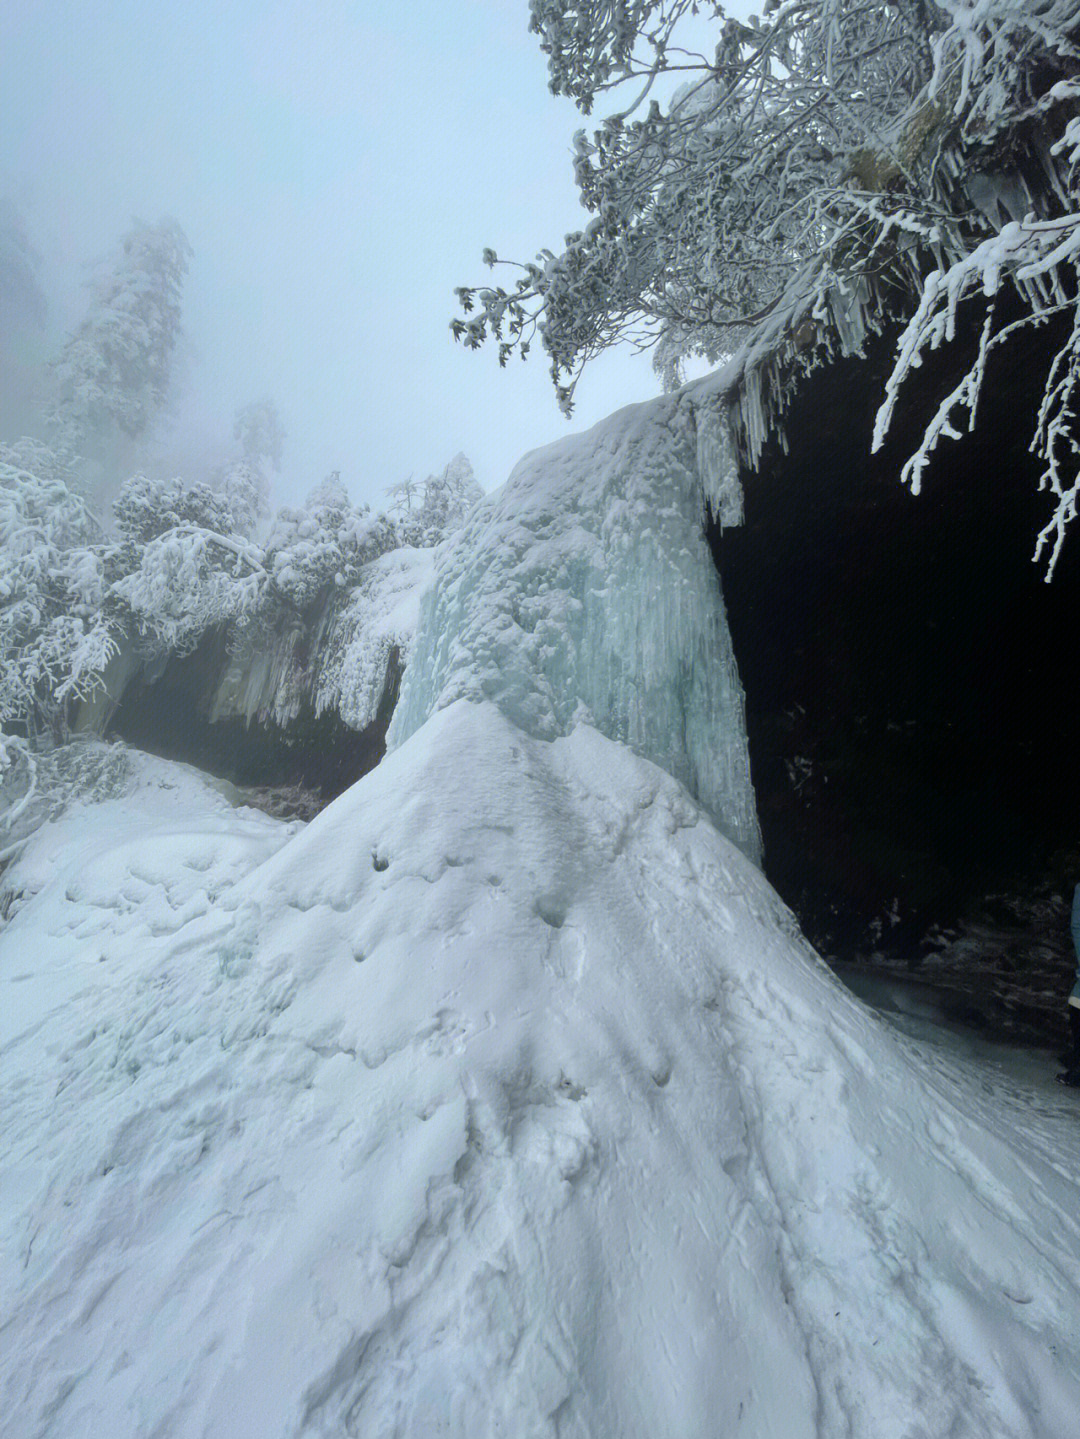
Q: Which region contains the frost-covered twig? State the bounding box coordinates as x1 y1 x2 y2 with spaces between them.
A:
0 734 37 834
873 208 1080 575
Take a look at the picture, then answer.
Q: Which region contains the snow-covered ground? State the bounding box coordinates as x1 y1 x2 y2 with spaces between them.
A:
3 713 1079 1439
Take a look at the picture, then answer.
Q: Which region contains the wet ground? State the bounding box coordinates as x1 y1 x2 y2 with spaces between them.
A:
836 964 1078 1104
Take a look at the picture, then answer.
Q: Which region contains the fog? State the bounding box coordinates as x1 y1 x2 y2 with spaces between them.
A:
1 0 677 509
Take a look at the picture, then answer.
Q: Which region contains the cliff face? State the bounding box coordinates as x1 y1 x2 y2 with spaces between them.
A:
88 319 1078 1042
712 310 1079 1043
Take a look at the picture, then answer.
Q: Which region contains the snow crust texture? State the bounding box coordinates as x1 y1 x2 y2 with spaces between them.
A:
388 392 761 862
3 706 1080 1439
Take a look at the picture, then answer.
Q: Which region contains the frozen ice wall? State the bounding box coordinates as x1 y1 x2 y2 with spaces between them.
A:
203 547 435 731
389 390 761 862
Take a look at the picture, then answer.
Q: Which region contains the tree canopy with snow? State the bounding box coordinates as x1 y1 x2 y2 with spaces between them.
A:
0 443 113 739
455 0 1080 572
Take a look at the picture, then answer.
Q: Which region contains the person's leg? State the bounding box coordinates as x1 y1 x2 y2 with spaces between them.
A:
1058 1007 1080 1085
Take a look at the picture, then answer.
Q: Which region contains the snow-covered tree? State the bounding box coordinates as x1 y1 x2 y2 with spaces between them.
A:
110 474 266 655
389 454 483 547
456 0 1080 571
385 475 419 516
234 399 285 472
113 468 398 656
113 473 235 551
264 477 394 611
47 218 191 466
0 445 113 740
219 458 268 538
220 400 284 536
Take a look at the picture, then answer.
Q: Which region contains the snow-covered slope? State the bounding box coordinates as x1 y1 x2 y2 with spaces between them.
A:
389 393 761 861
3 705 1079 1438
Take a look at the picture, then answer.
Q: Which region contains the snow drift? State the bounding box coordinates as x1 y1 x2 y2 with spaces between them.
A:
3 707 1080 1437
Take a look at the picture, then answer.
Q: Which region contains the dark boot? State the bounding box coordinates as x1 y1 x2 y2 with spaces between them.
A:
1058 1013 1080 1082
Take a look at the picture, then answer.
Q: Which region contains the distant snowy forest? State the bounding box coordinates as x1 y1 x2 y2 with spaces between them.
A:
0 208 482 810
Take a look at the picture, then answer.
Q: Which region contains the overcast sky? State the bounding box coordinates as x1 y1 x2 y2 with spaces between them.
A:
1 1 741 508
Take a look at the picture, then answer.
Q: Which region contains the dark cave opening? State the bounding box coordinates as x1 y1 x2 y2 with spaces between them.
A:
107 627 402 809
710 313 1079 1043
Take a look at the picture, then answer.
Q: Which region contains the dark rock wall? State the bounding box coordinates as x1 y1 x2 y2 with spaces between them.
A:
712 311 1079 1043
108 627 402 806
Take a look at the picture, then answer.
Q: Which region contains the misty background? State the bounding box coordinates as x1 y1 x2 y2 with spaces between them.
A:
0 0 687 510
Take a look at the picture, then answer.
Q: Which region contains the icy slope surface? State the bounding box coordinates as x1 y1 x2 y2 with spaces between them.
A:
388 394 760 860
3 704 1079 1439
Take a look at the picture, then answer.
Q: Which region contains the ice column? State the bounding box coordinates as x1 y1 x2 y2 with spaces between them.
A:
389 390 762 863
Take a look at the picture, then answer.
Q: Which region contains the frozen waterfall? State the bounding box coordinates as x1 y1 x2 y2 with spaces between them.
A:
388 388 762 863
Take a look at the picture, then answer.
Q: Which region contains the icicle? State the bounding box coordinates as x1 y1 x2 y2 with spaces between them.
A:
693 390 743 527
828 277 871 357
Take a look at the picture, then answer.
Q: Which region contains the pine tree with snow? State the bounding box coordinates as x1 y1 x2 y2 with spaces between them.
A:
221 400 284 536
47 218 191 474
233 399 285 472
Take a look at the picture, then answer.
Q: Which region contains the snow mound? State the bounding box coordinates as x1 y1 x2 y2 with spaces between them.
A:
388 393 761 861
3 702 1079 1438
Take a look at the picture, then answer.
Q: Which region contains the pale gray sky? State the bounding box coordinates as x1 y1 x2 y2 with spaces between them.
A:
1 1 738 507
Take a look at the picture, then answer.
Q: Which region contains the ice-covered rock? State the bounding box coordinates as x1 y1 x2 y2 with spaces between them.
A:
208 545 436 732
389 392 761 861
314 545 434 732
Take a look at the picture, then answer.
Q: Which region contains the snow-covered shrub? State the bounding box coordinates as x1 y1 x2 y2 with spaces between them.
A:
0 450 114 738
387 453 483 548
0 735 130 876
